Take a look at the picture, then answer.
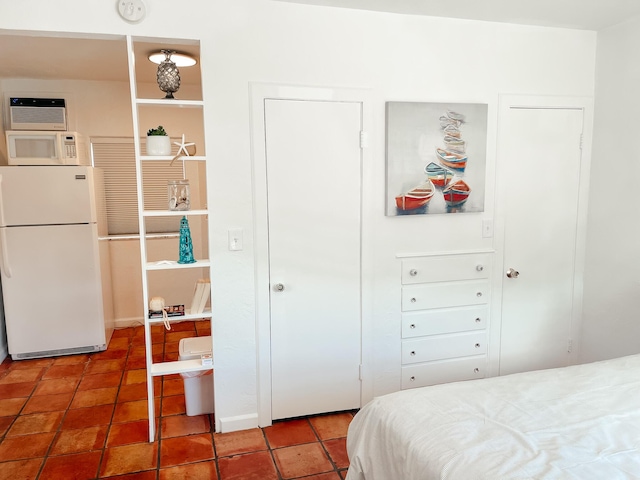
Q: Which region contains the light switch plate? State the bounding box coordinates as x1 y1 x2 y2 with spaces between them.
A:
228 228 243 251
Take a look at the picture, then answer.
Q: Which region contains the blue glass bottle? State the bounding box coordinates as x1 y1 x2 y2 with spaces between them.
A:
178 216 196 264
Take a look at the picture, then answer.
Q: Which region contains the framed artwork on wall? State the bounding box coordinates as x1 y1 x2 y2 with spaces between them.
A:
385 101 488 216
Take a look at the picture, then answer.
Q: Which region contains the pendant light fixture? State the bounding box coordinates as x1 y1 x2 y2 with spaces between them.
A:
148 50 197 100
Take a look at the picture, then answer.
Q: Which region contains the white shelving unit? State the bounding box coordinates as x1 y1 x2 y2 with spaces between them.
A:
125 36 212 442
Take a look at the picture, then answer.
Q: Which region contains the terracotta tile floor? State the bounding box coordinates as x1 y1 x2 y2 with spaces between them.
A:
0 321 355 479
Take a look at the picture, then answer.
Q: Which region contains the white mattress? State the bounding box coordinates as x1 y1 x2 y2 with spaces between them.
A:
346 355 640 480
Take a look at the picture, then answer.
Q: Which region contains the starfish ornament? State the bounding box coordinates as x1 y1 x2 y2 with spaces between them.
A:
173 134 195 157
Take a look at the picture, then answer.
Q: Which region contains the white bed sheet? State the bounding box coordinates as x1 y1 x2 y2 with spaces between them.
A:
346 355 640 480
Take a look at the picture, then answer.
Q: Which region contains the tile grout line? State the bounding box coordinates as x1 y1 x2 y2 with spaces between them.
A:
98 331 134 479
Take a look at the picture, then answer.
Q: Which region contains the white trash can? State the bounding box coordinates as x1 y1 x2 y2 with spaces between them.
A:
178 336 214 416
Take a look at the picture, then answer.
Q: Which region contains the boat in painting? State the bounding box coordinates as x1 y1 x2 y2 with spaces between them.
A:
440 116 461 129
395 180 435 211
442 124 461 138
435 147 468 172
443 135 466 153
439 110 466 128
446 110 466 122
442 179 471 206
424 162 455 188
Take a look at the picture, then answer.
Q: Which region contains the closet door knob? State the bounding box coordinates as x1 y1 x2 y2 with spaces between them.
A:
273 283 285 292
506 268 520 279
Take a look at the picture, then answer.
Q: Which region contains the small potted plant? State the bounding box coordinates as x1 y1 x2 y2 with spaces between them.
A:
146 125 171 156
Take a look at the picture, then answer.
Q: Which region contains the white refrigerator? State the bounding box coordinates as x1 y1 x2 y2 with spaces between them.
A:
0 166 114 360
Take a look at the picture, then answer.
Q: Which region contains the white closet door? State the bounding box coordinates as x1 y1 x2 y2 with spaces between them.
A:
499 106 584 375
265 98 362 420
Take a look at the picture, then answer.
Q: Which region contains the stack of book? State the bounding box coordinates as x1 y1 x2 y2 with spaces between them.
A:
190 278 211 315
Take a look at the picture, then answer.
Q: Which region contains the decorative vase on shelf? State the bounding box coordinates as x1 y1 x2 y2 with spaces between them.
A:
178 216 196 264
146 125 171 156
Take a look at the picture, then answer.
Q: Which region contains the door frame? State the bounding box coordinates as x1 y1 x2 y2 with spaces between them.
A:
249 83 374 427
489 95 594 377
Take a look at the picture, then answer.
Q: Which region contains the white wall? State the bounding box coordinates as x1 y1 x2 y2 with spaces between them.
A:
581 17 640 362
0 0 597 430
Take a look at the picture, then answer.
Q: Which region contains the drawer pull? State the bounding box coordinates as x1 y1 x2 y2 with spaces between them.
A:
410 376 415 382
474 368 480 373
409 269 418 276
476 265 484 272
410 351 416 356
475 317 481 323
475 343 481 348
410 323 416 329
411 297 417 303
476 292 483 297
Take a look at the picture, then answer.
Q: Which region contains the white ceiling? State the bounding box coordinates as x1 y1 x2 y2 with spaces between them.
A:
277 0 640 31
1 1 638 82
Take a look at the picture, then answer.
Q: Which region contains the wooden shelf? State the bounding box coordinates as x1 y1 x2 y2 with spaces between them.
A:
136 98 204 107
147 311 212 324
145 259 211 271
143 209 208 217
127 35 212 442
140 155 206 161
150 359 213 376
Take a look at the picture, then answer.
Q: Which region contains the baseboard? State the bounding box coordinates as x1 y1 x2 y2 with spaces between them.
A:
114 317 145 329
217 413 259 433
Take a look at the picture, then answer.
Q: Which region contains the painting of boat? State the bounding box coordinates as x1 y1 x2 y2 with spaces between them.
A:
435 147 468 172
442 179 471 206
385 101 487 215
395 180 435 211
424 162 455 188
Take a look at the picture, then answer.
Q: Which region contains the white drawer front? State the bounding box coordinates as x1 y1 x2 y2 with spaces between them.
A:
402 253 491 285
402 305 488 338
402 280 489 311
402 331 487 364
401 355 487 389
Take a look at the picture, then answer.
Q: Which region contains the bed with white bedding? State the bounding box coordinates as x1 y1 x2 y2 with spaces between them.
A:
346 355 640 480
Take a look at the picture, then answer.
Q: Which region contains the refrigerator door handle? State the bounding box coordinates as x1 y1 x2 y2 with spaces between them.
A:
0 175 12 277
0 228 12 278
0 174 5 227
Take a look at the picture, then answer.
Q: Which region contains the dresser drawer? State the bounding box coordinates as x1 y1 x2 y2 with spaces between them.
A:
402 305 488 338
401 355 487 389
401 253 491 285
402 331 486 364
402 280 489 311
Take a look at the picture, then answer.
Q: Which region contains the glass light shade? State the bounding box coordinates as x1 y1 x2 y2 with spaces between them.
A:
148 51 197 67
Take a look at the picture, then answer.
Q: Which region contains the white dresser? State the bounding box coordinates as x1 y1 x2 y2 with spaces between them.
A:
400 252 493 389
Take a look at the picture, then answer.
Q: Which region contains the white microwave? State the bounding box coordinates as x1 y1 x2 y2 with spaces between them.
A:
6 131 90 166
